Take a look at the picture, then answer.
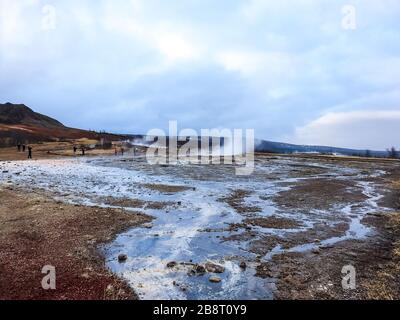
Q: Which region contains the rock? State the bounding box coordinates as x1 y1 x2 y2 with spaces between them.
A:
118 254 128 262
205 262 225 274
195 265 206 274
311 248 320 255
209 276 222 283
167 261 178 268
105 284 115 295
239 261 247 270
180 285 188 292
187 269 196 276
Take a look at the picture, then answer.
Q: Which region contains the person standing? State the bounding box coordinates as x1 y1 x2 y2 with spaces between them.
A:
73 146 77 154
17 144 21 152
22 145 26 152
81 147 85 156
121 147 124 156
27 147 32 159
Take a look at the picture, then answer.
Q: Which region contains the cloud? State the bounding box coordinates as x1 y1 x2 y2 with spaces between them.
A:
215 51 294 77
290 111 400 150
156 32 200 62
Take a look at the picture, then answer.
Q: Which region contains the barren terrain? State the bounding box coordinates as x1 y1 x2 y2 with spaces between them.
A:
1 146 399 300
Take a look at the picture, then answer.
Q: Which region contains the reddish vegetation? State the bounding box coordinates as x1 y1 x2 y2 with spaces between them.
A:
0 123 98 139
0 188 152 300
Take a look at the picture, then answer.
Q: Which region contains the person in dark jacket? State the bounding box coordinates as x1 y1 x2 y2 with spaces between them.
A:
22 145 26 152
27 147 32 159
17 144 21 152
81 147 85 156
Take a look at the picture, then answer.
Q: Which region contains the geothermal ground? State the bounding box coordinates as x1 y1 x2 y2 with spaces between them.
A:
1 153 400 300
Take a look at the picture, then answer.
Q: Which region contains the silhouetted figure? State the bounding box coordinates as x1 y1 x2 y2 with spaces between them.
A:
81 147 85 156
121 148 124 156
22 145 26 152
27 147 32 159
115 148 118 156
73 146 77 154
17 144 21 152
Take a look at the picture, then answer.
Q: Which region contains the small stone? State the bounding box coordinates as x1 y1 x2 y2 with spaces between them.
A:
312 248 320 255
239 261 247 270
167 261 178 268
180 285 188 292
118 254 128 262
195 265 206 274
105 284 114 295
209 276 222 283
205 262 225 274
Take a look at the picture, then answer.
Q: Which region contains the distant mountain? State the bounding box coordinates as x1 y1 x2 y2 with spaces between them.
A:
0 103 124 147
0 103 64 128
255 140 389 158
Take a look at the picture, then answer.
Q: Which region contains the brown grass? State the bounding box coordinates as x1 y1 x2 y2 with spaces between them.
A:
362 212 400 300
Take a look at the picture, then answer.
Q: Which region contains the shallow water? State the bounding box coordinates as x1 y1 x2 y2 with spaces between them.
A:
0 155 389 300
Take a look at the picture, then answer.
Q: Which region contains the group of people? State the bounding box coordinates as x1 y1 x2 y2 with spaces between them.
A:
17 143 33 159
115 147 125 156
73 146 86 156
17 143 138 159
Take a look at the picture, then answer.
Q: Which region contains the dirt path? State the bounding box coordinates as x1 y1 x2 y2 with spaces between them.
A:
0 186 152 300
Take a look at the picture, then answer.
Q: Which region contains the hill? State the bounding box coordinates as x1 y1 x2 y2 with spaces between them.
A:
0 103 64 128
255 140 389 158
0 103 123 147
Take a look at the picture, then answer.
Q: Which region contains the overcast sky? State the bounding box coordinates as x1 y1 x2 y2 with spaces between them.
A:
1 0 399 150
